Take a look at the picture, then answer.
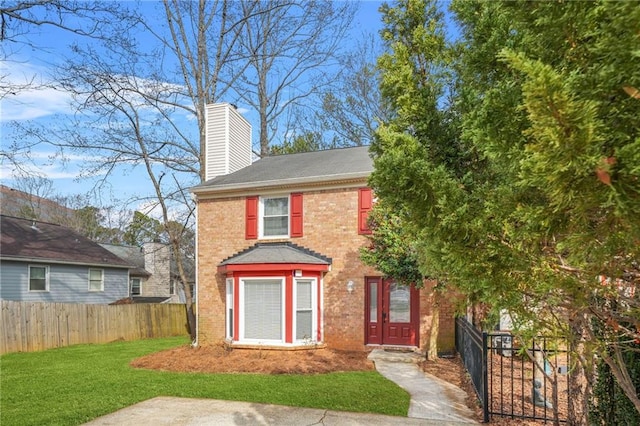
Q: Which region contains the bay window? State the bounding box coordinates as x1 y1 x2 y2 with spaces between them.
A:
229 275 319 345
241 278 284 341
295 279 316 341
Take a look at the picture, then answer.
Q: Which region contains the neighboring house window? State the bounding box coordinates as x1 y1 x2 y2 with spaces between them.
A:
358 187 373 235
28 265 49 292
245 193 303 239
241 278 284 341
88 269 104 291
130 278 141 296
226 278 234 340
169 280 175 295
295 279 317 341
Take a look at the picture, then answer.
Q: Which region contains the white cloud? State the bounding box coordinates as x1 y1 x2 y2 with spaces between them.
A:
1 61 76 122
0 147 106 183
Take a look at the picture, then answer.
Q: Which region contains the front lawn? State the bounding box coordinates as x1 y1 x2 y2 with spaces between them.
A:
1 337 410 425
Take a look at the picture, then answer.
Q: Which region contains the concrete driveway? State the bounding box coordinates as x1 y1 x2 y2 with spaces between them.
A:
83 396 470 425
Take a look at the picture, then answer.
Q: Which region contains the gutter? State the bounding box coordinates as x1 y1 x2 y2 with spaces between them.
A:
0 256 133 269
191 173 371 199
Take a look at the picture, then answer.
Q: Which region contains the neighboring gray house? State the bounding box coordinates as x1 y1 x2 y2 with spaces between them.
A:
100 241 188 304
0 215 132 304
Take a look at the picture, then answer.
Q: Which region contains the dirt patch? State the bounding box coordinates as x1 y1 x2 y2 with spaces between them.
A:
131 344 374 375
421 354 553 425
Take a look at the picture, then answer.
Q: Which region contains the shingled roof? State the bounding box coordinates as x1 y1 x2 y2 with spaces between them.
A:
100 243 150 276
0 215 131 268
192 145 372 194
220 242 332 266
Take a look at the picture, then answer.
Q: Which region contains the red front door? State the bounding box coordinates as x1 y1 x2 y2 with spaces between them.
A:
365 277 419 346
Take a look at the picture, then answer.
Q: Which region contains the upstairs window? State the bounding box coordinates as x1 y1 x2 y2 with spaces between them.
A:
246 193 303 239
262 196 289 237
29 265 49 292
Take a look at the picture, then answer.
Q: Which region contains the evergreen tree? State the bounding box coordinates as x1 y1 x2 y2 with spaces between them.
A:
371 0 640 421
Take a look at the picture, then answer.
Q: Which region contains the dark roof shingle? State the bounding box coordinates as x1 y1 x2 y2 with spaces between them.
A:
192 145 372 193
0 215 131 268
100 243 150 276
220 242 332 266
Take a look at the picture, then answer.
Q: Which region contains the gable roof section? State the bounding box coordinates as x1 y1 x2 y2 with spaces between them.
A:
0 215 131 268
192 145 372 195
220 242 332 267
100 243 150 276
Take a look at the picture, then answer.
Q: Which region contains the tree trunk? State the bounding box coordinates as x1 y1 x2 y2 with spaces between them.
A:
567 317 591 426
602 348 640 416
428 301 439 360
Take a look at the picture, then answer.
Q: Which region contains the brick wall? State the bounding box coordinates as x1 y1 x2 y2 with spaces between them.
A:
196 186 456 352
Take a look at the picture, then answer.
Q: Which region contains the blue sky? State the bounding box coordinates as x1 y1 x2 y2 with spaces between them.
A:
0 1 387 211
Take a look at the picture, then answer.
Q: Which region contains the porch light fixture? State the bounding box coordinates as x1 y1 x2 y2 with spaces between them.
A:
347 280 354 293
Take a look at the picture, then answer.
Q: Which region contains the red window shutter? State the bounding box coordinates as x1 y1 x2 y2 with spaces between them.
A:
358 188 373 235
290 193 303 238
245 196 258 239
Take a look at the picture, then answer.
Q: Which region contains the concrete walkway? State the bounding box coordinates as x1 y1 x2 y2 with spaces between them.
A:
85 349 478 425
368 349 477 424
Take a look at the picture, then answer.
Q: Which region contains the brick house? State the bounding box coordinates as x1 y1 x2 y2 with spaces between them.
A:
191 103 455 353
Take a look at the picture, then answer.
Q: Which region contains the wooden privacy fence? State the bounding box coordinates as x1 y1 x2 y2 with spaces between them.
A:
0 300 190 354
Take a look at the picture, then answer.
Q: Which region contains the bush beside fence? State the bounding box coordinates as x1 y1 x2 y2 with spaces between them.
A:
0 300 190 354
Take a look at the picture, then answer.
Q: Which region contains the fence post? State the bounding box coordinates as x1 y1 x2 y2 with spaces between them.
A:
483 331 489 423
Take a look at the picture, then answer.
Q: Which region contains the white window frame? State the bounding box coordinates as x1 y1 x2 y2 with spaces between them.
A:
293 278 318 342
226 278 234 340
259 195 290 239
130 278 141 296
238 277 286 344
88 268 104 292
28 265 49 292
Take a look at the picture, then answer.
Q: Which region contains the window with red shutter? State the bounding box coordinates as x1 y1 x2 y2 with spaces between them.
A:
245 196 258 239
290 193 303 238
358 188 373 235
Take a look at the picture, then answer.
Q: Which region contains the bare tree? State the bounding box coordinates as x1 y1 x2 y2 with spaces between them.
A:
7 0 261 340
235 0 356 156
1 0 116 42
1 1 127 99
319 35 391 147
5 0 362 341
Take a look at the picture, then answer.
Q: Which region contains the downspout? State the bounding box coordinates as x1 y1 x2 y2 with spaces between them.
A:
191 193 199 348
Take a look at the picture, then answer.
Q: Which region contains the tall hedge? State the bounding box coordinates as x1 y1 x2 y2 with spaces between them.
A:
590 344 640 425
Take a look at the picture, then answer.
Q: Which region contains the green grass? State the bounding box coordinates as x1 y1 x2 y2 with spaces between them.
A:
1 337 410 425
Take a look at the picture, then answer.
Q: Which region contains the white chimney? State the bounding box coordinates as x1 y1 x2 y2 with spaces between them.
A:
205 103 252 181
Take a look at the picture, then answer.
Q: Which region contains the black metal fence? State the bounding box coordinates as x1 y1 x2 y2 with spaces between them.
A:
455 316 487 418
456 317 570 423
